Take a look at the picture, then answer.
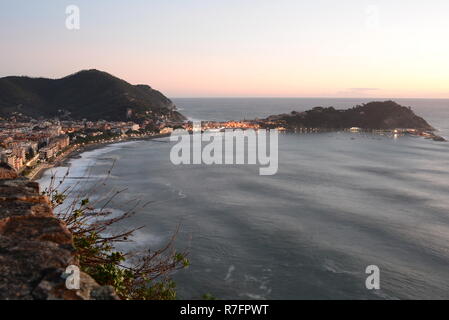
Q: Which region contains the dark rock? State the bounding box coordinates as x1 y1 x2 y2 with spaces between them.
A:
91 285 120 300
32 268 119 300
433 135 447 142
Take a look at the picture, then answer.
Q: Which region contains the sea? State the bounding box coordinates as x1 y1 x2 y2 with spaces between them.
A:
39 98 449 300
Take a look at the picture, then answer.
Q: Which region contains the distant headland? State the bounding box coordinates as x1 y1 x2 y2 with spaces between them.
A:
263 101 434 131
195 101 446 142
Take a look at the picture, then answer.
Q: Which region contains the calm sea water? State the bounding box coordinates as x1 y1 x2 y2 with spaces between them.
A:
40 98 449 299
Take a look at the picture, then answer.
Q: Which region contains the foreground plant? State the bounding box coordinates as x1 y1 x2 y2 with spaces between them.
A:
42 166 189 300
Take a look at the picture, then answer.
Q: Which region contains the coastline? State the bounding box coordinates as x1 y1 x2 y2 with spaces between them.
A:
28 133 170 181
28 124 446 182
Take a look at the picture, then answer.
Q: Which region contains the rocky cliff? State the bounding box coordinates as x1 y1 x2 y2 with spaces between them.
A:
0 165 118 300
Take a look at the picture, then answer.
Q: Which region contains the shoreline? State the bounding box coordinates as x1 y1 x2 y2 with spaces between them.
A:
28 126 446 182
28 133 170 181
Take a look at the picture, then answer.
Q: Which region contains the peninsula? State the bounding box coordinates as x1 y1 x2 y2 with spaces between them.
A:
195 101 445 141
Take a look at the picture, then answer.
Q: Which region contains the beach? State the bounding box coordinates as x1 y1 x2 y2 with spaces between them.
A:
29 133 170 181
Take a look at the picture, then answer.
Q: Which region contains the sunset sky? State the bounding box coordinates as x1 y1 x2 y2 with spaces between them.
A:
1 0 449 98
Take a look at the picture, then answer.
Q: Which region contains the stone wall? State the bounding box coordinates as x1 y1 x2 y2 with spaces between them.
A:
0 165 118 300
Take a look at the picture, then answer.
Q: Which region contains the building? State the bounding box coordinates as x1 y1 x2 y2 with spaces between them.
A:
51 135 70 150
0 151 23 171
39 146 57 160
160 127 174 134
124 123 140 132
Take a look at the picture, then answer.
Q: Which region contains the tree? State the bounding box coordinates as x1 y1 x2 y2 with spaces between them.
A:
42 167 189 300
25 148 35 160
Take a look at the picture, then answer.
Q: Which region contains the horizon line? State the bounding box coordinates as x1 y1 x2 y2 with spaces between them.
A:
170 96 449 100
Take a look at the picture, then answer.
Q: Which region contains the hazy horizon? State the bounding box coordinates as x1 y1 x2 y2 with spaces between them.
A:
170 96 449 100
1 0 449 98
3 69 449 100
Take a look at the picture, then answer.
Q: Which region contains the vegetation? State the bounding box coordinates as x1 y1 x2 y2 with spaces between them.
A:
42 166 189 300
0 69 185 121
273 101 434 130
25 149 35 160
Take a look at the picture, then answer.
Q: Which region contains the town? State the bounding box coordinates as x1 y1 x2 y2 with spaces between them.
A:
1 107 444 180
0 113 187 179
0 112 277 180
0 112 289 179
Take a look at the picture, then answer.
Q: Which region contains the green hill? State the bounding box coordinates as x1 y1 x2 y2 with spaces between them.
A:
269 101 434 131
0 69 185 121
